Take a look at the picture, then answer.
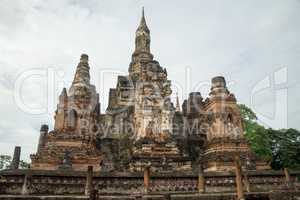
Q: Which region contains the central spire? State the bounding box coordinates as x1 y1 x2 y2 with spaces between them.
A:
129 8 154 76
136 7 150 34
134 7 151 54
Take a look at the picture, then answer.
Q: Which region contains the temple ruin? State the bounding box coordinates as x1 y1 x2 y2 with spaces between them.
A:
0 9 299 200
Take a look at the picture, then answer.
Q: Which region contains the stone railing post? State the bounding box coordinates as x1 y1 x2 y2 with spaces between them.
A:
284 168 292 189
235 155 245 200
198 169 205 193
243 170 251 192
10 146 21 170
143 166 150 193
21 171 31 195
85 166 93 196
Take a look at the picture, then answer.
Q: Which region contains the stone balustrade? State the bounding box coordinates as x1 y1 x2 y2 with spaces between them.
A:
0 169 299 196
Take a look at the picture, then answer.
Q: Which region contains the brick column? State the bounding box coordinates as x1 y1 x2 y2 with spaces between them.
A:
37 124 48 152
85 166 93 196
198 168 205 193
144 166 150 193
235 155 245 200
10 146 21 169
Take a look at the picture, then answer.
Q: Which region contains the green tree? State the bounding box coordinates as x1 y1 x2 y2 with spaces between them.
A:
0 155 12 169
238 104 300 170
238 104 272 161
267 128 300 170
19 160 30 169
0 155 30 170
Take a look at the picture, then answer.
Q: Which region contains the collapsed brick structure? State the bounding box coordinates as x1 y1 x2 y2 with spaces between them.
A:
28 9 269 173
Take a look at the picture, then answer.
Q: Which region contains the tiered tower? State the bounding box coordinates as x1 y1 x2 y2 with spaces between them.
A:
30 54 102 171
129 8 174 141
104 9 192 171
202 77 258 171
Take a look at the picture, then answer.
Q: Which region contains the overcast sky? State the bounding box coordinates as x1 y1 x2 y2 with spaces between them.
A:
0 0 299 161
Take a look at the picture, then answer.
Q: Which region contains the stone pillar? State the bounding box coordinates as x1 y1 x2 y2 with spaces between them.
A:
21 172 31 195
284 168 292 189
235 155 245 200
243 170 251 192
198 168 205 193
85 166 93 196
10 146 21 169
37 124 48 152
143 166 150 193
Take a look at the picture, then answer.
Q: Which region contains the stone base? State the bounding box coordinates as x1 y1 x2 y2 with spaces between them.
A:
203 137 270 172
31 161 102 172
0 195 89 200
129 142 192 172
1 192 300 200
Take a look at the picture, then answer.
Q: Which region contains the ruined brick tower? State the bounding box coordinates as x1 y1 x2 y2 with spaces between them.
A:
202 76 255 171
30 54 102 171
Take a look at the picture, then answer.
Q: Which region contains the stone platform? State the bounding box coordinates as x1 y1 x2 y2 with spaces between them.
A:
0 195 88 200
0 191 300 200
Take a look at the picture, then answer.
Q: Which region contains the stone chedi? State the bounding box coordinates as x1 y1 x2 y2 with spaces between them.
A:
103 9 190 172
202 77 268 171
30 54 102 171
186 77 257 171
30 10 269 172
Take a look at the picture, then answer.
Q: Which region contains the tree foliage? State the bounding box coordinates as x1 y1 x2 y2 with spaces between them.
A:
238 104 272 161
267 128 300 170
238 104 300 170
0 155 30 170
0 155 11 169
19 160 30 169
